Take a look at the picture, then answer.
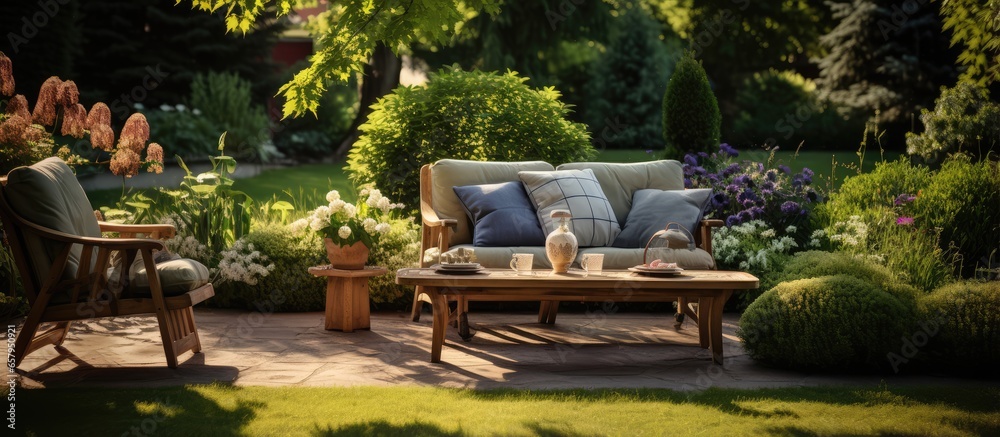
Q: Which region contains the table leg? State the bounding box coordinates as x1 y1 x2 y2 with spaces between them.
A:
430 288 449 363
709 290 733 364
538 301 551 323
698 297 711 349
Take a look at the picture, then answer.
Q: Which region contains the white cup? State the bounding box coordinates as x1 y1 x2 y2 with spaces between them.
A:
581 253 604 276
510 253 534 275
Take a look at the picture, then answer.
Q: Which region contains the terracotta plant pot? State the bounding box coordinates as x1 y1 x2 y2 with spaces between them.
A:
324 239 370 270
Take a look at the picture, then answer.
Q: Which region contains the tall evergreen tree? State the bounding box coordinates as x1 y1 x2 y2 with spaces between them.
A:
662 52 720 158
588 7 675 149
659 0 833 124
816 0 958 129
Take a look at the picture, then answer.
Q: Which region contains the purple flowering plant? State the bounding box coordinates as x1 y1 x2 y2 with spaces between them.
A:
683 143 821 243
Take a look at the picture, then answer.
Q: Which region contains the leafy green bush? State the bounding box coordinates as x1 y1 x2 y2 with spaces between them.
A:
366 217 420 306
825 212 957 291
145 104 219 161
738 275 917 371
910 155 1000 277
906 82 1000 164
212 225 327 311
820 157 966 290
731 69 862 150
190 72 272 163
348 67 595 214
823 158 933 225
662 52 720 159
586 7 673 149
919 281 1000 371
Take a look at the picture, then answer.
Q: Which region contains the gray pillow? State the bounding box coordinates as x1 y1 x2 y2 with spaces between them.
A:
519 169 621 247
613 188 713 248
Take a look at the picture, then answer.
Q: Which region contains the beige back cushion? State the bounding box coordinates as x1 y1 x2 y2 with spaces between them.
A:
430 159 554 245
4 157 101 285
556 160 684 226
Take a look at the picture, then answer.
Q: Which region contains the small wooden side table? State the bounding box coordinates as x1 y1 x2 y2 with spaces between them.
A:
308 265 388 332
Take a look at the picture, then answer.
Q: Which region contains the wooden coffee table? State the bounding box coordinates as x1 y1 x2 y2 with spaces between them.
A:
395 268 758 364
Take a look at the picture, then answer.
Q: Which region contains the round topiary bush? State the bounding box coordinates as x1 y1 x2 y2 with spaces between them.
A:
777 250 919 303
212 225 327 312
661 52 720 159
347 67 595 216
920 281 1000 371
737 275 917 371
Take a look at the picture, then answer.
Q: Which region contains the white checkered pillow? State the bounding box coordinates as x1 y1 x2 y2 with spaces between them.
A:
518 169 621 247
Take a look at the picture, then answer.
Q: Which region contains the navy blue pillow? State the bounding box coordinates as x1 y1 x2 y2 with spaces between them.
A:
453 182 547 247
612 188 713 248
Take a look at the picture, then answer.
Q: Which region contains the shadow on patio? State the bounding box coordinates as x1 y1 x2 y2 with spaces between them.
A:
14 308 988 390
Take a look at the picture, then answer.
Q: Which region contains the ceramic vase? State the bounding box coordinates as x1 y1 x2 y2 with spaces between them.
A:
545 210 578 273
324 239 369 270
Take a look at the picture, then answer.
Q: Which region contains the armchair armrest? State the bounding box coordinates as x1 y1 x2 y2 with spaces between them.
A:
99 221 176 239
420 200 458 267
696 219 725 257
20 217 165 251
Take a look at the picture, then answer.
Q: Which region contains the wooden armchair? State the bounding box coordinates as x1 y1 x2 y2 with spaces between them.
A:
0 157 214 369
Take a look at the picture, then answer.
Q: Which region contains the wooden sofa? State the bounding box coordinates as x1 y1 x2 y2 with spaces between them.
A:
410 159 723 325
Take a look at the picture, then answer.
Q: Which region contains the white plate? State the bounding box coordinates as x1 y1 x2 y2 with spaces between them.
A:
434 265 485 275
631 265 684 273
629 266 684 277
438 263 481 270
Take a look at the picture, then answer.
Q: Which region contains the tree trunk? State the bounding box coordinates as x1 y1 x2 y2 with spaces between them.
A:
333 43 401 160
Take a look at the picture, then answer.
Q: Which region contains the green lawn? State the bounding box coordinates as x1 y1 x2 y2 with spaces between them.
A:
19 384 1000 435
84 148 902 208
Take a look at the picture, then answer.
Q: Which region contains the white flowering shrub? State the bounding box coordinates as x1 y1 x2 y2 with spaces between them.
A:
211 225 327 311
713 220 817 307
827 215 868 249
215 238 275 286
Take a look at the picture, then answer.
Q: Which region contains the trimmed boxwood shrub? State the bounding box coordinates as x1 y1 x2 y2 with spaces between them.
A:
348 67 595 216
212 226 326 312
919 281 1000 371
776 250 920 303
738 275 917 371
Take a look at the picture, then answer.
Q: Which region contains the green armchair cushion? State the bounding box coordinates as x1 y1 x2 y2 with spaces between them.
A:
3 157 101 284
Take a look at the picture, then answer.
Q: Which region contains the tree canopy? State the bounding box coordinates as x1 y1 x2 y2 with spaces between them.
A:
179 0 502 118
939 0 1000 86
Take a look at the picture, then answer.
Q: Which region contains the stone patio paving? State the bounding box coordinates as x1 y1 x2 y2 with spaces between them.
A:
15 308 987 390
